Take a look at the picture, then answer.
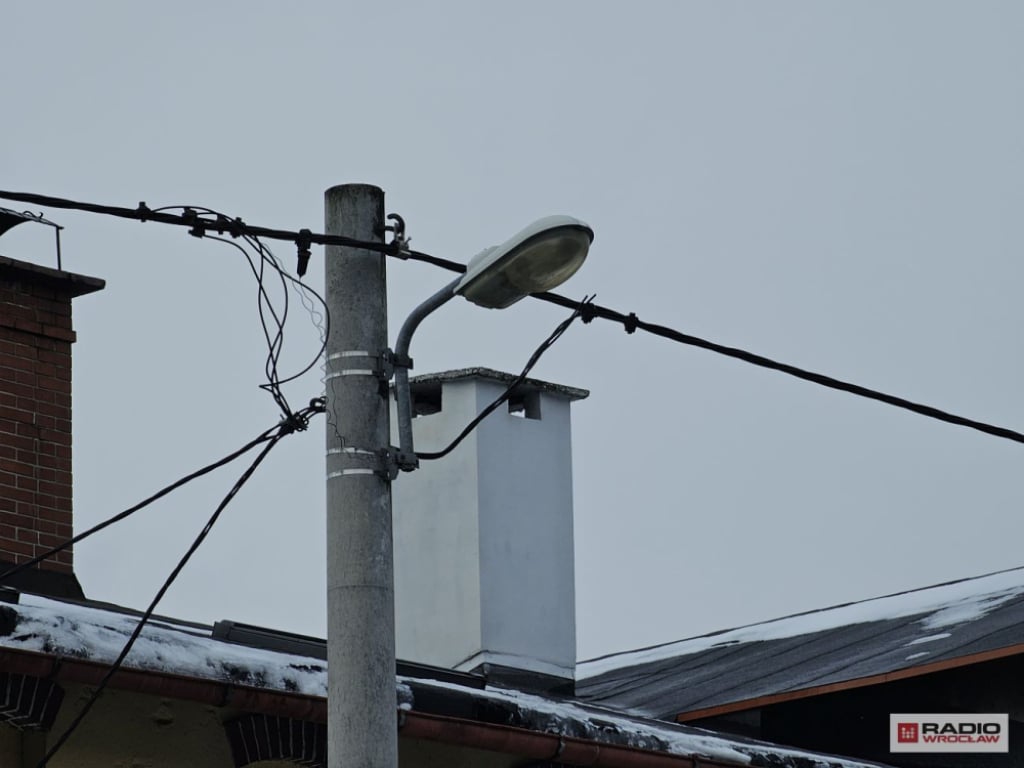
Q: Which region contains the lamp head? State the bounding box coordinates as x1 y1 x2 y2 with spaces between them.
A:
455 215 593 309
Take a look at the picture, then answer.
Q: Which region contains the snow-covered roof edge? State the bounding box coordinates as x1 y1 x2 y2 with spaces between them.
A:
580 566 1024 678
400 675 893 768
0 592 892 768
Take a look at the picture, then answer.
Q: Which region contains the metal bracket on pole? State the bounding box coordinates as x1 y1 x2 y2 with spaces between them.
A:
326 350 406 398
388 446 419 474
387 349 413 372
327 446 401 482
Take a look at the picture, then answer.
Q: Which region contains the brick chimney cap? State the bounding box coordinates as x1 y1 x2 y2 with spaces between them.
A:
0 255 105 298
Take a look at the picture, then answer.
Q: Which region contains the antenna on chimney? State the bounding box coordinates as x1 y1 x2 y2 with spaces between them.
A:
0 207 64 269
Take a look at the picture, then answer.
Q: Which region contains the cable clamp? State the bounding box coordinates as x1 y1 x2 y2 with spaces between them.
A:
278 411 309 435
384 349 412 372
370 350 396 382
296 228 313 277
385 213 411 257
276 399 326 436
136 202 152 222
214 214 245 239
182 208 205 239
579 300 597 324
388 446 419 474
623 312 638 334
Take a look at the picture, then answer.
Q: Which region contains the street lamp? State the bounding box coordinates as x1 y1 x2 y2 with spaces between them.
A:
456 215 594 309
323 186 591 768
393 215 594 468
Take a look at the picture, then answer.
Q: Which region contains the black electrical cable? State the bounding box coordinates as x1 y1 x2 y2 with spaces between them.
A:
155 207 292 403
153 201 328 421
35 431 287 768
417 298 592 461
206 233 295 418
276 275 330 387
0 189 396 254
7 185 1020 446
256 237 293 415
397 249 1024 447
0 429 273 585
0 401 324 586
403 248 467 274
245 236 332 388
528 290 1024 446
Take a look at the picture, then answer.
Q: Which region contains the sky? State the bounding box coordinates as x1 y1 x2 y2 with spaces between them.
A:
3 2 1024 664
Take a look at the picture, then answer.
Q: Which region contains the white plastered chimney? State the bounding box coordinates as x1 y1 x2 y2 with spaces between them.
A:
392 368 587 691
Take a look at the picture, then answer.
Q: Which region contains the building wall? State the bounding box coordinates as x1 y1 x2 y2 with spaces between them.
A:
0 273 77 574
0 684 230 768
695 655 1024 768
0 683 523 768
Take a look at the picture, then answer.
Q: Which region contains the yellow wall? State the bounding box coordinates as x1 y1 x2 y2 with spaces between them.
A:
0 684 521 768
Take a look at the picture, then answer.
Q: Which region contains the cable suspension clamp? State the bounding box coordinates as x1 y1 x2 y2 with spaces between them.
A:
296 228 313 277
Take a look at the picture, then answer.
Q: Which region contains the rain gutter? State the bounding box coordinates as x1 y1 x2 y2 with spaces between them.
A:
0 645 751 768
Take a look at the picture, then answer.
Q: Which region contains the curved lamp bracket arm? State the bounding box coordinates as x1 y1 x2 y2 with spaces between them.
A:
392 276 462 471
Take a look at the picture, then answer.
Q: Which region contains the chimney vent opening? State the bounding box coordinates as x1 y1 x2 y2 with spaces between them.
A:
508 389 542 420
410 382 442 417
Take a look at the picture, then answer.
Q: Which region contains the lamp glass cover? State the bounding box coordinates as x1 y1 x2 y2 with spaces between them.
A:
459 226 591 309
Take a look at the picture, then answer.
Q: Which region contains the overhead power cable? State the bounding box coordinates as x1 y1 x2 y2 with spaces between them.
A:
5 187 1021 446
36 430 288 768
0 189 395 255
530 290 1024 446
404 251 1024 446
0 401 324 587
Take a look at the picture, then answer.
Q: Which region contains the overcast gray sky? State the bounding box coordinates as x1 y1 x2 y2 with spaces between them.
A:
4 2 1023 663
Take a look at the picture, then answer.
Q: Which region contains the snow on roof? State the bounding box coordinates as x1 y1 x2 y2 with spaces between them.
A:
579 566 1024 678
0 593 328 696
0 593 888 768
400 675 890 768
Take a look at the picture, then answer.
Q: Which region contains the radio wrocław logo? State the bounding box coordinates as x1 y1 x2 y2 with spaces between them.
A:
890 714 1008 753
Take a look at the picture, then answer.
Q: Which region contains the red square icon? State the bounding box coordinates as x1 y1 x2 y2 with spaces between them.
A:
897 723 919 743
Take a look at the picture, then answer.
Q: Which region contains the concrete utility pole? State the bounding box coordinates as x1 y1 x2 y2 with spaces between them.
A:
324 184 398 768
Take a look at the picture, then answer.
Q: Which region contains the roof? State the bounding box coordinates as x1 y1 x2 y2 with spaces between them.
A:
576 566 1024 721
0 591 890 768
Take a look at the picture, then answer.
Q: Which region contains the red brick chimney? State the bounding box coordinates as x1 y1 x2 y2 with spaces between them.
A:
0 255 104 598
